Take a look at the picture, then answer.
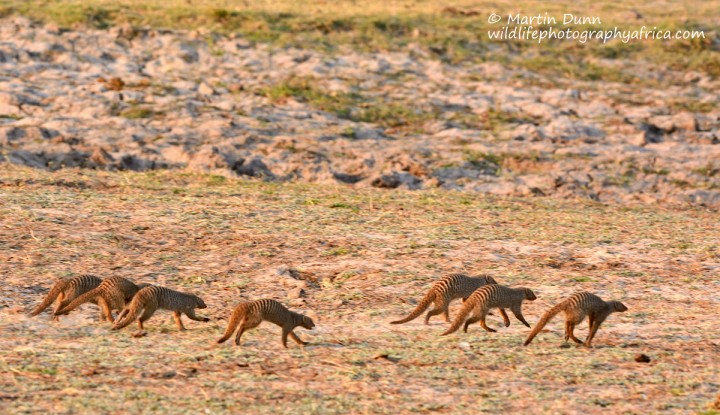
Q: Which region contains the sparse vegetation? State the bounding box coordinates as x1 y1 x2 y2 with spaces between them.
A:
0 165 718 413
2 0 719 80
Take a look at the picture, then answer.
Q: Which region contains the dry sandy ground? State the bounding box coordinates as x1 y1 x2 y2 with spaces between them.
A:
1 17 719 209
0 165 718 414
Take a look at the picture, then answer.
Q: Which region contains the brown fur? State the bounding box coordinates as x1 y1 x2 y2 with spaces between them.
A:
217 299 315 348
524 292 627 347
391 274 508 325
441 285 537 336
29 275 102 321
111 286 209 331
54 277 150 322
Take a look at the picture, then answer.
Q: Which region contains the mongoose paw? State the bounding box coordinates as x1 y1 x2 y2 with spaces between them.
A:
504 321 511 328
523 322 531 328
487 328 497 333
202 317 210 322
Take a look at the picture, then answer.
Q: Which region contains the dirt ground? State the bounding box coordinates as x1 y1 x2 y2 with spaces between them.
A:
0 165 718 414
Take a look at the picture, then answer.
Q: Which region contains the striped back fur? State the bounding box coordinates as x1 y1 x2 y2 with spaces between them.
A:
54 276 146 318
442 284 536 335
29 275 102 317
217 299 315 347
112 286 206 330
390 274 498 325
524 292 627 346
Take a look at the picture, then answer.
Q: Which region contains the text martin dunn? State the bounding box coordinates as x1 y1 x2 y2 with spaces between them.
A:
508 13 602 25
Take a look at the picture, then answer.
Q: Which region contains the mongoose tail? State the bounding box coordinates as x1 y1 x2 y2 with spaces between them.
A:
440 300 473 336
54 289 100 316
391 274 498 325
217 306 245 344
29 279 69 316
111 296 144 330
523 302 566 346
390 291 435 324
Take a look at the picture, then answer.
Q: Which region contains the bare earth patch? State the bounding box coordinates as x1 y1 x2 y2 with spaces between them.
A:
0 165 718 414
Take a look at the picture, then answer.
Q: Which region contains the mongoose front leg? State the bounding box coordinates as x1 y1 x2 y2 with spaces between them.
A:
173 312 186 331
185 309 210 322
511 305 531 328
289 331 307 346
281 326 291 348
424 307 444 324
584 315 606 347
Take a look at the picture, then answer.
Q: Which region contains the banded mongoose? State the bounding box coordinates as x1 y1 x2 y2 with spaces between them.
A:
54 276 151 322
390 274 509 325
29 275 102 321
217 299 315 348
442 285 537 336
524 292 628 347
111 286 209 331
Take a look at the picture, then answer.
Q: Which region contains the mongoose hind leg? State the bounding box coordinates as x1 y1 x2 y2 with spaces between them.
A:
479 315 496 333
463 316 482 333
442 305 451 323
98 298 113 322
235 317 261 346
52 293 67 322
234 327 246 346
498 308 510 327
565 321 582 344
137 307 155 330
424 307 444 325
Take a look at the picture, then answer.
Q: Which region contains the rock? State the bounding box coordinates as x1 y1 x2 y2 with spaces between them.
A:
198 82 215 96
234 157 274 178
349 126 386 140
287 287 305 299
648 115 675 133
541 116 605 141
634 354 651 363
8 150 46 168
671 112 696 131
370 172 422 189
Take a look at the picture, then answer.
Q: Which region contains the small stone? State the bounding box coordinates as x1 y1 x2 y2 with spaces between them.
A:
634 354 651 363
198 82 215 96
287 287 304 299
